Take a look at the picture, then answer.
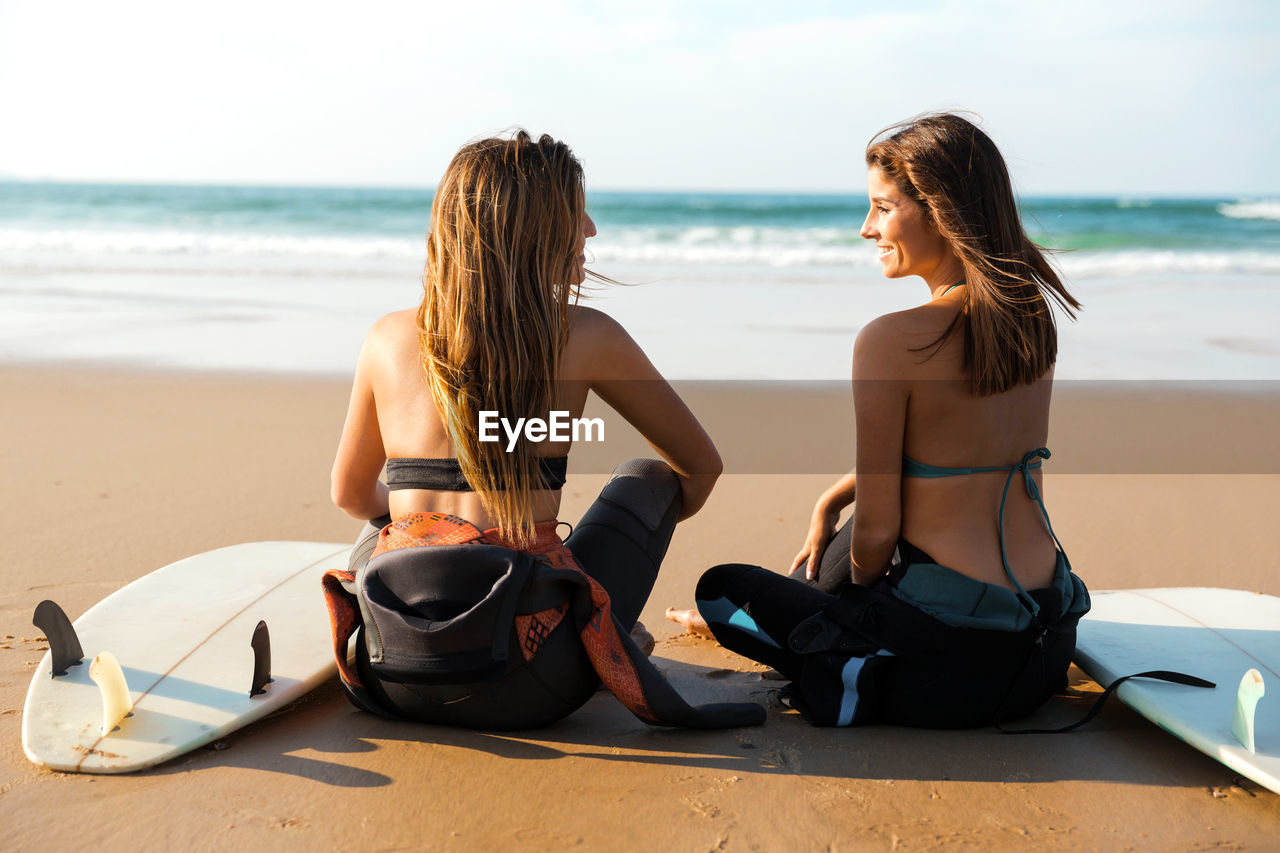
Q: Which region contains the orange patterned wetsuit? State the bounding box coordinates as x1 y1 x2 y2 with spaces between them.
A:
322 458 765 730
371 512 656 721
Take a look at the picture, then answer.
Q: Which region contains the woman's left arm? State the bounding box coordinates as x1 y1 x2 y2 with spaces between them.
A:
331 330 391 521
849 316 910 585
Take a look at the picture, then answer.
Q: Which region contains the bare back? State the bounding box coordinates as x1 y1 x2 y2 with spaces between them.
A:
332 305 721 528
855 294 1059 592
361 309 593 526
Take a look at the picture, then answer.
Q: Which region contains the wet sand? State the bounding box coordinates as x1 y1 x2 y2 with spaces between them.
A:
2 365 1278 851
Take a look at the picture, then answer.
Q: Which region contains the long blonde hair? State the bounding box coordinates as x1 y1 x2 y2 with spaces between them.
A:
866 113 1081 395
417 131 586 545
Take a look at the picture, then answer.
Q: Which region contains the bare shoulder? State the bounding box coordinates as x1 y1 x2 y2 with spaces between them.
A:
854 304 962 379
856 310 913 346
565 305 633 358
566 304 624 340
853 311 914 378
362 309 419 361
368 308 418 338
563 304 657 381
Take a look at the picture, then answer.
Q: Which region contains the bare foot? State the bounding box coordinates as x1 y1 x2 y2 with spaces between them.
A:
665 607 714 638
629 620 656 657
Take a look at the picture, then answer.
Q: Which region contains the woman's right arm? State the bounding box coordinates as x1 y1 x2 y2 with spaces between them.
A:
571 308 722 519
331 328 391 521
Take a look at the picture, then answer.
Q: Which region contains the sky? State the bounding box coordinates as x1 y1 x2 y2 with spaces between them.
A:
0 0 1277 195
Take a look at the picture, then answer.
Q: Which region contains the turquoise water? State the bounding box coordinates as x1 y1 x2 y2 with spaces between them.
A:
2 182 1278 379
2 182 1278 275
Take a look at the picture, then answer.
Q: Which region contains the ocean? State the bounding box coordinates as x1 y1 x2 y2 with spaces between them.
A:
2 182 1278 379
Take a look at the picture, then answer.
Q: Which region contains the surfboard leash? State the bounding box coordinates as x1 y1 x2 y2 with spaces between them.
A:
997 669 1216 735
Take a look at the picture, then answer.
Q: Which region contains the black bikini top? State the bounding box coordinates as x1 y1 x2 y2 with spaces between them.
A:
385 456 569 492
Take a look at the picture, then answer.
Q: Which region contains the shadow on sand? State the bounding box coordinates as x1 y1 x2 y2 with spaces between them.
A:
141 650 1259 794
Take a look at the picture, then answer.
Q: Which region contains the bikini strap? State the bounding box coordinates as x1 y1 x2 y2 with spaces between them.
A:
901 456 1043 479
997 447 1065 619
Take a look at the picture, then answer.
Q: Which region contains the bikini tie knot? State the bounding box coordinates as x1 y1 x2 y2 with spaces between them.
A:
1016 448 1051 501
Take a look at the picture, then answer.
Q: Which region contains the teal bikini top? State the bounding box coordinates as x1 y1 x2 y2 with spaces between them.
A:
901 447 1064 619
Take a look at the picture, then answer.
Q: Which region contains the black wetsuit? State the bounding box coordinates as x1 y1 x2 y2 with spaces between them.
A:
696 448 1091 728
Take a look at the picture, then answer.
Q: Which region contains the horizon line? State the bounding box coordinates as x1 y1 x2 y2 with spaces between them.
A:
0 177 1274 201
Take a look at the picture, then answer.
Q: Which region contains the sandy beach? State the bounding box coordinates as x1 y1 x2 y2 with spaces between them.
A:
1 365 1278 851
4 0 1279 846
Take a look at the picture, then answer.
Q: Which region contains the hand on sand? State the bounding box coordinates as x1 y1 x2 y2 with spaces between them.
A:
665 607 714 638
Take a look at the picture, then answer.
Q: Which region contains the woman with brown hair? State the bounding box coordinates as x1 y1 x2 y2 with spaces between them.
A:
327 131 762 730
681 113 1091 728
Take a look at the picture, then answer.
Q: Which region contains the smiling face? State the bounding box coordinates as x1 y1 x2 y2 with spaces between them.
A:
860 166 957 283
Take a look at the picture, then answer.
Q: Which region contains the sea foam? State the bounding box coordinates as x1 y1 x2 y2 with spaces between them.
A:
1217 200 1280 222
7 225 1277 278
0 227 422 260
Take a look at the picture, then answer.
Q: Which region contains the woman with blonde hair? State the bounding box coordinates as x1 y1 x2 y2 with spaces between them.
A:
683 114 1092 728
326 131 762 730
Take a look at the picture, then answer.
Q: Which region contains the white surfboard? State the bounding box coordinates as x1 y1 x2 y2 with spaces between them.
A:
1074 588 1279 795
22 541 349 774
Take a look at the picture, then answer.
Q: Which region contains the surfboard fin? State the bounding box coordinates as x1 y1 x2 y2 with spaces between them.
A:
33 600 84 677
250 620 273 697
89 652 132 735
1231 668 1265 754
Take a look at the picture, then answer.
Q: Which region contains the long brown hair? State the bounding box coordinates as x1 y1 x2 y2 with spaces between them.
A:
417 131 585 546
866 113 1080 395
